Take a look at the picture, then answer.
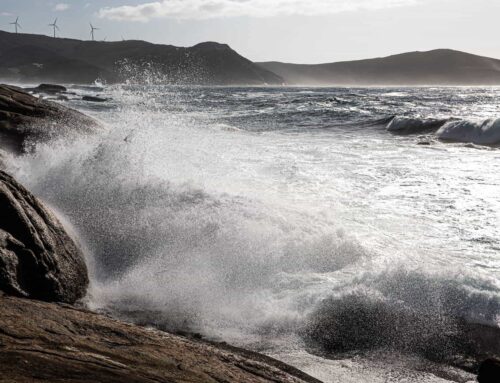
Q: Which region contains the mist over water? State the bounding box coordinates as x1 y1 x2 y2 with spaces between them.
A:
6 85 500 382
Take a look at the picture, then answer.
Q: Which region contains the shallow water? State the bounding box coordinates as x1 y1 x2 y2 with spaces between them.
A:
7 85 499 382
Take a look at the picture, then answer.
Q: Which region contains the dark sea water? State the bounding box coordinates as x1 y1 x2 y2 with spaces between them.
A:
7 85 500 382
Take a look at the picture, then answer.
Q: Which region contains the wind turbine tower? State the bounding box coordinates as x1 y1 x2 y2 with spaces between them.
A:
10 17 21 34
49 18 59 38
90 23 99 41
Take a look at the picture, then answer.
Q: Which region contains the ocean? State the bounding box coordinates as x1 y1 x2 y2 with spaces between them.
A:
6 85 500 382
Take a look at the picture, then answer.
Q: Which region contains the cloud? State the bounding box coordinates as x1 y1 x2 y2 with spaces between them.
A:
54 3 70 11
98 0 420 22
0 12 13 17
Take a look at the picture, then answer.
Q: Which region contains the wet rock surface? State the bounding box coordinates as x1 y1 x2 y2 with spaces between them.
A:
0 294 319 383
27 83 68 94
82 95 108 102
0 84 98 152
0 170 89 303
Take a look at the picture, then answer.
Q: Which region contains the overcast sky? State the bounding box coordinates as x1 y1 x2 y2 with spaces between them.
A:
1 0 500 63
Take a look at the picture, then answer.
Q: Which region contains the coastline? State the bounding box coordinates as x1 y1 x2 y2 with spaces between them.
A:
0 82 498 381
0 83 320 383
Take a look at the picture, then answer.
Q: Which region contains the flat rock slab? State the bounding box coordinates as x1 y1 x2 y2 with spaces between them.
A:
0 84 98 152
0 295 320 383
0 170 88 303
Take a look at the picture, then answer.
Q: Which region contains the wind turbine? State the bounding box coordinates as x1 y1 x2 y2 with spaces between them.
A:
48 18 59 38
10 17 21 34
89 23 99 41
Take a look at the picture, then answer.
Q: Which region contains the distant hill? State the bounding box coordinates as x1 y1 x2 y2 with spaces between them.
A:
258 49 500 86
0 31 283 85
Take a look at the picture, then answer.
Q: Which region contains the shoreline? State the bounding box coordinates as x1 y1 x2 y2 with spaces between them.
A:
0 83 321 383
1 83 499 382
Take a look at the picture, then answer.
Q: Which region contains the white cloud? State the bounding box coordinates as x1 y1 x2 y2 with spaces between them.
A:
0 12 13 17
54 3 70 11
98 0 420 22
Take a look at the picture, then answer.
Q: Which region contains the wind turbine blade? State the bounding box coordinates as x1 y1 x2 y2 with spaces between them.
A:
16 17 18 23
18 24 22 29
56 25 60 31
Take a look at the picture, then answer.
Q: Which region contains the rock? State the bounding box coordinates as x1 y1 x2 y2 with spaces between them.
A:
0 84 98 153
82 95 108 102
0 170 88 303
478 359 500 383
32 84 67 94
0 295 319 383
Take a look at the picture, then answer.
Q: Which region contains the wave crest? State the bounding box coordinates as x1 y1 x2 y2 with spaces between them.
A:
386 116 447 134
385 115 500 145
437 118 500 146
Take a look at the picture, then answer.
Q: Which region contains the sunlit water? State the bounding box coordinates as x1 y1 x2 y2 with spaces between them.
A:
6 86 500 383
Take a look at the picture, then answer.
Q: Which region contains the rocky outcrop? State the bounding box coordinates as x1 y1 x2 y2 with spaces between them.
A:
82 95 108 103
0 84 98 152
0 170 88 303
30 84 68 94
0 294 319 383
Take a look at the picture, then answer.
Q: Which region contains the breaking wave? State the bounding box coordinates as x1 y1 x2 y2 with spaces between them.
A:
437 118 500 146
385 116 500 145
386 116 448 134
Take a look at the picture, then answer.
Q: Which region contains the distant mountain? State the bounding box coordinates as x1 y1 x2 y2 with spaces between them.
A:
258 49 500 86
0 31 283 85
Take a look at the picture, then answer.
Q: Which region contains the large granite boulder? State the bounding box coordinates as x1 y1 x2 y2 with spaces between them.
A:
0 84 98 153
0 170 88 303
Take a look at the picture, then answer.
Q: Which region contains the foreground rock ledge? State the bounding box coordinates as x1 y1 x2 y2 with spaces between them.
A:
0 170 89 303
0 295 320 383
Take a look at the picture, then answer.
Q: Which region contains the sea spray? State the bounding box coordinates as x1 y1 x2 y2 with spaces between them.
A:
5 84 500 382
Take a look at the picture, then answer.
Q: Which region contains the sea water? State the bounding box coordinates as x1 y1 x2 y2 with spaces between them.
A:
7 85 500 383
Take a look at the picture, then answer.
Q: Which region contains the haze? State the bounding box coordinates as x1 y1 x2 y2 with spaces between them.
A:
1 0 499 64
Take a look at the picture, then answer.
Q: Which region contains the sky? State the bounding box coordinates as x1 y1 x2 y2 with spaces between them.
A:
1 0 500 64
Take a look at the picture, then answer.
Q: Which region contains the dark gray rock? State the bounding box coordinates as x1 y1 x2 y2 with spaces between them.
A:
478 358 500 383
0 170 88 303
82 95 108 102
0 84 98 153
31 83 67 94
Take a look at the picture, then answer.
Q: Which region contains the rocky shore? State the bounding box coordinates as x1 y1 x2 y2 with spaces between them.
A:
0 294 321 383
0 84 498 382
0 84 323 383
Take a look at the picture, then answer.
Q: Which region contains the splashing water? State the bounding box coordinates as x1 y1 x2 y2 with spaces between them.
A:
6 85 500 383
